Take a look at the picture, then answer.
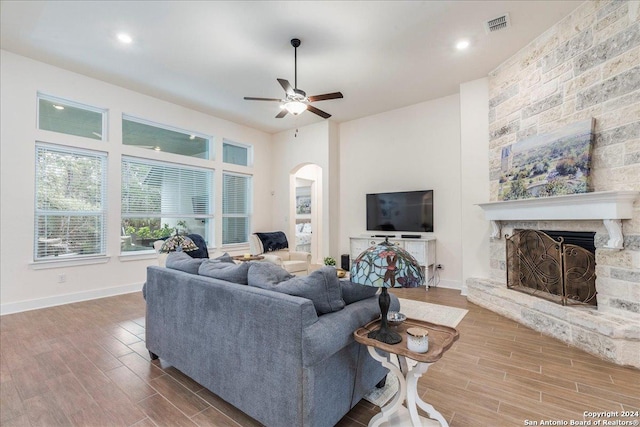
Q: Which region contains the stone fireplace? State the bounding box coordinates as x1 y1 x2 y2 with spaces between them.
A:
465 0 639 368
467 191 640 367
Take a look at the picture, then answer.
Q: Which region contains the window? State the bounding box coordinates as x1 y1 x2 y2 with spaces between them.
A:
34 144 107 260
222 173 251 245
38 93 106 140
121 157 213 252
123 115 211 159
223 140 251 166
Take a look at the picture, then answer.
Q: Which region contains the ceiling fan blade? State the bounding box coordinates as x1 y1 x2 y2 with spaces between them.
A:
275 109 288 118
308 92 344 102
277 78 295 96
307 105 331 119
244 97 282 102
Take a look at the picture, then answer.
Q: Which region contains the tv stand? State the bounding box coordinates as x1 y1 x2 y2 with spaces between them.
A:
349 236 436 288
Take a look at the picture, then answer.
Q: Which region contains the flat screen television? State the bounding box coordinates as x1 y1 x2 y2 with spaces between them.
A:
366 190 433 233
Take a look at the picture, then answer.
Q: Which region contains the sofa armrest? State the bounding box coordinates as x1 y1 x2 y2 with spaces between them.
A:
301 293 399 367
262 253 284 266
289 251 311 262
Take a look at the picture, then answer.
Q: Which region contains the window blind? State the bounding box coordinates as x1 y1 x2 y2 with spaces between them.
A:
34 144 107 260
122 157 212 218
222 173 251 245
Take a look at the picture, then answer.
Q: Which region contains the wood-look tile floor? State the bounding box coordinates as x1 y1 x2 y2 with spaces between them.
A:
1 288 638 427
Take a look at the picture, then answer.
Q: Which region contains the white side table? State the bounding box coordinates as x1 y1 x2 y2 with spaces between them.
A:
354 318 459 427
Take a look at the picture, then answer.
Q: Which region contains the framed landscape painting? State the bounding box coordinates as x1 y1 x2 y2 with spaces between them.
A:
498 118 594 201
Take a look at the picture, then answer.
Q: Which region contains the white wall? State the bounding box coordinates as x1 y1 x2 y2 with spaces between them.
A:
460 78 491 295
339 94 463 289
271 121 338 261
0 50 273 314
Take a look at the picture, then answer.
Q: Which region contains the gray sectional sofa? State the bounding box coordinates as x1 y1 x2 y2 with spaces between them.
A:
144 254 399 427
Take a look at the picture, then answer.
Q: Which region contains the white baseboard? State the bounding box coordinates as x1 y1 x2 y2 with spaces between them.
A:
428 279 462 291
0 283 144 315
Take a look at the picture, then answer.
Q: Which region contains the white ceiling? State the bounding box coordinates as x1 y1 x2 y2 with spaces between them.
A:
0 1 582 134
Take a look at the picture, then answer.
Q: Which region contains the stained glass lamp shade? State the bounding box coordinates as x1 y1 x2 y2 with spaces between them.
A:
159 235 198 254
350 238 424 344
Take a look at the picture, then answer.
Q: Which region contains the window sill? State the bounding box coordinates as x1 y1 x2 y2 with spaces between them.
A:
29 255 111 270
118 252 157 262
221 243 249 250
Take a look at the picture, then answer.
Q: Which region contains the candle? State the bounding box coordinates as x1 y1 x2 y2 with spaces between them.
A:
406 327 429 353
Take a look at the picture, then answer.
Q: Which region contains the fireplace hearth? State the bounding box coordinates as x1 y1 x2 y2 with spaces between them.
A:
506 229 596 306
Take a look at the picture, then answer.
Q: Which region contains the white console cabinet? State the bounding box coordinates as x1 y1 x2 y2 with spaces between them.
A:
349 236 436 286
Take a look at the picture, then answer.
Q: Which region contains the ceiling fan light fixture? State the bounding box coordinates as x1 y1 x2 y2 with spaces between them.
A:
284 101 307 115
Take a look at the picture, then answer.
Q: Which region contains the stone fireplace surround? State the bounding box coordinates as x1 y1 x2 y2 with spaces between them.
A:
467 191 640 368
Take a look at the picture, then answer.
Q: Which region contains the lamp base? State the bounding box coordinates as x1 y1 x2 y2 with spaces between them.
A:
368 327 402 345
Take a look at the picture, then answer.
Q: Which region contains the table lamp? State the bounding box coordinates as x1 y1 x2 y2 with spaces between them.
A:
159 234 198 253
350 238 424 344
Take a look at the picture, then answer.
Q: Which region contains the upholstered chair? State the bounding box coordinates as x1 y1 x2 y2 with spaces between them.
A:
249 233 311 274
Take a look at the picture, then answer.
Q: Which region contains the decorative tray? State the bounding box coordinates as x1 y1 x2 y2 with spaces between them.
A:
353 317 459 363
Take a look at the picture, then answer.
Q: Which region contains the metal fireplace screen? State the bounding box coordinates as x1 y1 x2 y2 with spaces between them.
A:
506 229 597 306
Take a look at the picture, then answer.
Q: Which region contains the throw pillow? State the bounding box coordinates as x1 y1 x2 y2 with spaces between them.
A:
198 260 251 285
247 262 294 285
166 252 208 275
213 252 235 264
339 279 379 304
249 266 345 315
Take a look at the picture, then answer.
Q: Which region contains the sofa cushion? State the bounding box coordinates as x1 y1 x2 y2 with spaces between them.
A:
213 252 235 264
249 266 345 315
339 279 379 304
198 260 251 284
247 262 294 285
166 252 208 275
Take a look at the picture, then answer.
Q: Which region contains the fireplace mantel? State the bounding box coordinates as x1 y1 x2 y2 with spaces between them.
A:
477 191 639 249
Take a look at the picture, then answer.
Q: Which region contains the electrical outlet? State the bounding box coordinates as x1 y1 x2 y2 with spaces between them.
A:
58 273 66 283
436 264 443 270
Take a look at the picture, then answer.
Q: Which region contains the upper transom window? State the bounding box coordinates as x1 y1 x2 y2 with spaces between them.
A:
38 93 106 141
223 140 252 166
123 115 211 159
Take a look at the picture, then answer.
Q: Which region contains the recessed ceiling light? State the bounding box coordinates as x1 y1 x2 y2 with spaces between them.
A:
117 33 133 44
53 104 65 110
154 146 161 151
456 39 470 50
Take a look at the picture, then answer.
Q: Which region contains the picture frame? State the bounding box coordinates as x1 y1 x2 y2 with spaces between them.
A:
498 118 594 201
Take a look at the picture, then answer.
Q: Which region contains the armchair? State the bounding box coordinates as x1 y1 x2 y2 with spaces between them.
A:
250 233 311 274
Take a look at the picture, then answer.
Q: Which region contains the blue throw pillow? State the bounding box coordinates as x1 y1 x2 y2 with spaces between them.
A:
166 252 208 275
249 266 345 315
198 260 251 284
247 262 294 285
339 279 379 304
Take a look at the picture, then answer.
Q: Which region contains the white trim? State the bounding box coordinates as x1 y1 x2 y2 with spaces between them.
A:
477 191 639 249
430 279 461 290
118 252 157 261
477 191 639 221
29 255 111 270
0 282 143 315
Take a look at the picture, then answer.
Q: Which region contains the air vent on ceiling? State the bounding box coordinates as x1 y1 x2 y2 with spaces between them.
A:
485 13 511 33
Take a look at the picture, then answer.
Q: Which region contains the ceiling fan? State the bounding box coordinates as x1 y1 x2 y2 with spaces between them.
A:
244 38 343 119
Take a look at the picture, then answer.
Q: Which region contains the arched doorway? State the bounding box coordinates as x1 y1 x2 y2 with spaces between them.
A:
290 164 322 264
